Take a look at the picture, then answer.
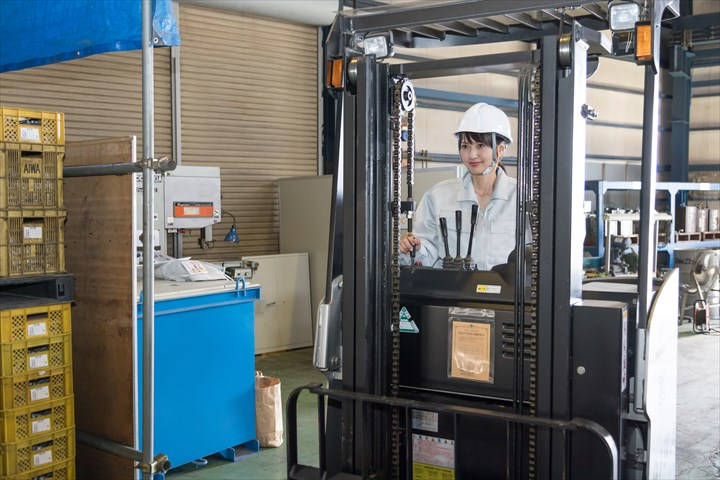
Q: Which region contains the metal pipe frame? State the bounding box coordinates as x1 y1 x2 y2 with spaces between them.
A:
72 3 163 476
286 384 619 480
77 430 144 463
141 0 157 478
64 162 143 177
63 158 175 178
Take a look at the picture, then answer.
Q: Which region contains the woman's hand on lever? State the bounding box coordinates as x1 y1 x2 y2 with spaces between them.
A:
400 233 421 254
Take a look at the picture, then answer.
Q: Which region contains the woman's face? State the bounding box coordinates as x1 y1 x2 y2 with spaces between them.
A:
459 135 504 176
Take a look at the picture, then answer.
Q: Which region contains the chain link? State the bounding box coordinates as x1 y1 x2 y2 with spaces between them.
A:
390 78 403 480
527 67 541 479
389 75 415 480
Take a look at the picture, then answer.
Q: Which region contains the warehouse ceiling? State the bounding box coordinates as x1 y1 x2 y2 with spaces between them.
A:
174 1 719 34
173 0 718 69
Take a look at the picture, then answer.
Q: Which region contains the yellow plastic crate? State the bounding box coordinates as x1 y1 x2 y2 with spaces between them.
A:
0 142 64 209
0 303 71 344
0 427 75 476
3 458 75 480
0 107 64 145
0 396 74 443
0 209 66 278
0 334 72 377
0 366 73 410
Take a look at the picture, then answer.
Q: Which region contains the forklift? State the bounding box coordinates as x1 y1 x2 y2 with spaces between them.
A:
288 1 684 478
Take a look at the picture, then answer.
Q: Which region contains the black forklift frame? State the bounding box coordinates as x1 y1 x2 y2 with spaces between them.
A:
286 384 618 480
293 1 682 479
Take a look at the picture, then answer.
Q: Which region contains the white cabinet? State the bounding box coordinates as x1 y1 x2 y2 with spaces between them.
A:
243 253 313 354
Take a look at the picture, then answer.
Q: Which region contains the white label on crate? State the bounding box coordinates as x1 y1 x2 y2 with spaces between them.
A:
29 353 49 369
33 450 53 467
24 225 43 240
28 321 48 337
20 127 41 142
32 417 51 434
30 385 50 401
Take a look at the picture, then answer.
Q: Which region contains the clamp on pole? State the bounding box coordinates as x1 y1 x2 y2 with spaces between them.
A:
152 156 177 172
136 453 172 476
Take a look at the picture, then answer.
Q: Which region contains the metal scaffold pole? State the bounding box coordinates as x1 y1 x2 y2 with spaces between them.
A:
141 0 156 478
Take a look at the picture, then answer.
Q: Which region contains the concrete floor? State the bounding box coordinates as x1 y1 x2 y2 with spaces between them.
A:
167 324 720 480
675 321 720 479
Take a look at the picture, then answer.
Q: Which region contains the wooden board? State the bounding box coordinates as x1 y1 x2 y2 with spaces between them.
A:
64 137 137 478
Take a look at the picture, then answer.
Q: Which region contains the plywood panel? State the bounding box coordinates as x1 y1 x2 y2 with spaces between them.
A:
64 137 136 479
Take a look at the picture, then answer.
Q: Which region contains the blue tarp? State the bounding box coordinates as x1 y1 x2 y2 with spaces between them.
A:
0 0 180 73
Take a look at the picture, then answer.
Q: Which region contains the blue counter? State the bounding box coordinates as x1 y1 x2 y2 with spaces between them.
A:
137 279 260 471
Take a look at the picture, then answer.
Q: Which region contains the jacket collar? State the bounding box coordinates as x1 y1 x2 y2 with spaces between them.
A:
459 168 512 203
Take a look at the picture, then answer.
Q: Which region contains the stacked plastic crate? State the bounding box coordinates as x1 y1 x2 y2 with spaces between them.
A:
0 107 75 479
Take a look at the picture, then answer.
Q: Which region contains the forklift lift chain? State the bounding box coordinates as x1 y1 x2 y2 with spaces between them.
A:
527 66 542 479
390 75 415 480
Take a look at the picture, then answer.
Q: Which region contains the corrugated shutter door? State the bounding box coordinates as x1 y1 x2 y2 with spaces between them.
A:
178 4 318 260
0 50 173 161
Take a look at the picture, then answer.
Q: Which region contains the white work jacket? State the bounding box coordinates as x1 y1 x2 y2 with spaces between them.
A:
401 169 523 270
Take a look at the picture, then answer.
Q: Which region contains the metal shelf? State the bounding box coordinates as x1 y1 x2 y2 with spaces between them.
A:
585 180 720 265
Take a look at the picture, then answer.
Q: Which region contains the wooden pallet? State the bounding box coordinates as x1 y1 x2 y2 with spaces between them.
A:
675 231 702 242
701 231 720 241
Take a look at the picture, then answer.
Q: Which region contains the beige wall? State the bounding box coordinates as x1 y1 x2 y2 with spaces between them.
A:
393 40 717 188
0 5 318 261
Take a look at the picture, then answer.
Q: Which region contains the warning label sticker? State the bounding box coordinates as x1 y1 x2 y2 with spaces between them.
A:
413 434 454 467
412 462 455 480
398 306 420 333
412 434 455 477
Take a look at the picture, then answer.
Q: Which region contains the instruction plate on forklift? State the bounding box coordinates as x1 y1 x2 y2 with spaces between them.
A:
412 434 455 480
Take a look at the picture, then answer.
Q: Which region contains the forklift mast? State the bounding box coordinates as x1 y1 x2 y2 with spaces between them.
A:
290 2 682 479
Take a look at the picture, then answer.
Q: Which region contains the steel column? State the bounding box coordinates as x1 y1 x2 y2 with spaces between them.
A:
534 35 559 480
635 0 679 412
669 45 693 184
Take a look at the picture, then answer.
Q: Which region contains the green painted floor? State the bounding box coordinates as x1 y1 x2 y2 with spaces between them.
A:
166 348 325 480
165 324 719 479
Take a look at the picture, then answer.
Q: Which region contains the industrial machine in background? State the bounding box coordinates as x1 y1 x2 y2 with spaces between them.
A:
679 249 720 332
130 162 262 473
288 1 689 479
134 165 222 263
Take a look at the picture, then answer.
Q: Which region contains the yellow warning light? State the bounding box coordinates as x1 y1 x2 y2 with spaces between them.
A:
326 58 344 89
635 22 653 63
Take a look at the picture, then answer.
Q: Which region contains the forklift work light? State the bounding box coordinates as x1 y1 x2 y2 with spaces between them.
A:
363 35 390 58
608 0 641 31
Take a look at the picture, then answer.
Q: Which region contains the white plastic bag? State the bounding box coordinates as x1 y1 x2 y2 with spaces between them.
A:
154 258 229 282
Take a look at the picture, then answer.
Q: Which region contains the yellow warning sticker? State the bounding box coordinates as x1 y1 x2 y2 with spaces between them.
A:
412 463 455 480
476 284 501 294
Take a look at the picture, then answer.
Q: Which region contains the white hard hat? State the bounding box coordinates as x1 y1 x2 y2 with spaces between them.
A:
455 102 513 145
